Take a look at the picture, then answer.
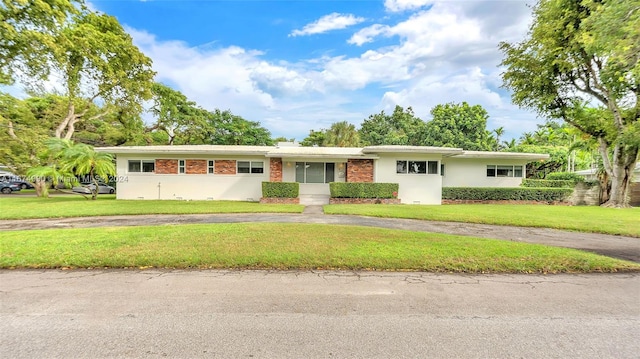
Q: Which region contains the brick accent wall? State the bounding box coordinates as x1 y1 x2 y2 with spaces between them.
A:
186 159 207 174
270 158 283 182
346 159 374 183
215 160 236 175
330 198 400 204
260 197 300 204
156 159 178 174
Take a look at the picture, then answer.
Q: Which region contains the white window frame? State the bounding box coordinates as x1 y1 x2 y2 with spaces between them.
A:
128 160 155 173
486 165 523 178
295 162 335 183
207 160 215 174
237 161 264 174
396 160 439 175
178 159 186 174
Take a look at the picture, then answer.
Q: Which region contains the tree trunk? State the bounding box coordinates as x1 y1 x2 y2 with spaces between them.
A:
33 178 49 198
602 144 638 208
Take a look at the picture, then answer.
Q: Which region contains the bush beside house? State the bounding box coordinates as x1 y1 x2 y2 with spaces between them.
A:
329 183 401 204
442 187 573 204
260 182 300 204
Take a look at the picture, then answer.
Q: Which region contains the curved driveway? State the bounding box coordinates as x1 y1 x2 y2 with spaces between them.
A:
1 206 638 263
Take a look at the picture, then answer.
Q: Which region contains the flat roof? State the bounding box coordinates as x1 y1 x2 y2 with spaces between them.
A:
453 151 550 160
362 145 463 156
96 145 271 156
265 146 376 159
96 145 549 161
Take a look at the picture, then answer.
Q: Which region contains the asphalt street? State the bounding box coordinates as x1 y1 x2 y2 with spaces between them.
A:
1 270 639 358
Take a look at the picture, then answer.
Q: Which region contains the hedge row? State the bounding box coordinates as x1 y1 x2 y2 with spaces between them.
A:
262 182 299 198
442 187 573 202
545 172 585 183
521 179 575 188
330 182 399 198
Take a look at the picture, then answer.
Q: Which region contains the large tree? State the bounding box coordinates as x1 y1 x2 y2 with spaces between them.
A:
147 83 209 145
206 109 273 146
423 102 497 151
323 121 361 147
0 92 47 175
4 6 155 141
500 0 639 207
359 105 426 145
300 129 327 147
0 0 82 84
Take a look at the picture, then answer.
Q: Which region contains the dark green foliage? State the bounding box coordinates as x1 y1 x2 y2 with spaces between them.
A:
442 187 573 202
359 105 426 146
546 172 585 183
330 183 399 198
262 182 299 198
521 179 576 188
423 102 497 150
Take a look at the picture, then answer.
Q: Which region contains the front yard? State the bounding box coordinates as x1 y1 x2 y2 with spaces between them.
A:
2 223 638 273
324 204 640 237
1 196 638 272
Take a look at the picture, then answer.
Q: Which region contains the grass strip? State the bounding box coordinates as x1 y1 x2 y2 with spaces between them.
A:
323 204 640 237
1 223 638 273
0 195 303 219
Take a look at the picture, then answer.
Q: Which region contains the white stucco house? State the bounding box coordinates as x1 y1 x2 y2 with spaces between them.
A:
96 144 549 205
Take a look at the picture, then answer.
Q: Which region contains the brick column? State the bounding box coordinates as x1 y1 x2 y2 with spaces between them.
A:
269 158 283 182
346 159 374 182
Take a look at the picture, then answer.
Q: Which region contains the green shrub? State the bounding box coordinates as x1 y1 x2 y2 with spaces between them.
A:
442 187 573 202
521 179 575 188
546 172 585 183
262 182 299 198
330 182 399 198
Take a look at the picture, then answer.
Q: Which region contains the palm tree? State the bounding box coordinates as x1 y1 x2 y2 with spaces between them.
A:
64 143 115 200
323 121 361 147
492 127 505 151
503 138 517 151
26 138 77 197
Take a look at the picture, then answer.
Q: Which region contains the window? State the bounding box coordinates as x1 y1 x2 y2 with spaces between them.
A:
487 165 523 178
427 161 438 174
295 162 335 183
128 160 141 173
514 166 523 177
238 161 264 174
397 160 438 175
128 160 154 173
178 160 186 174
208 160 215 174
440 164 445 177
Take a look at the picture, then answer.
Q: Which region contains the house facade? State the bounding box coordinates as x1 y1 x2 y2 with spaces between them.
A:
96 144 549 205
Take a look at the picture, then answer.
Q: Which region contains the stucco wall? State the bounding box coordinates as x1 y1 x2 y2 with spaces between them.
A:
115 155 267 201
441 158 527 187
374 155 443 205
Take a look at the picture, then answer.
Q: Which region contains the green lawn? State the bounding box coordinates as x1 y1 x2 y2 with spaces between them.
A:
324 204 640 237
1 223 637 273
0 195 304 219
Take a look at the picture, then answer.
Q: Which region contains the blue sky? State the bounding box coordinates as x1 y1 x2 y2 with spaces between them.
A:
90 0 539 142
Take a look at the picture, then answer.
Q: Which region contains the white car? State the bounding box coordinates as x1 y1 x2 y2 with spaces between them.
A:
72 183 115 194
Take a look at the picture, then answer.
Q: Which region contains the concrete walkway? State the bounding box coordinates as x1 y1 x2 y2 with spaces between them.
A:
1 207 638 263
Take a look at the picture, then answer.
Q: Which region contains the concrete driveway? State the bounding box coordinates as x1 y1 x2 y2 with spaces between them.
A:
1 270 639 358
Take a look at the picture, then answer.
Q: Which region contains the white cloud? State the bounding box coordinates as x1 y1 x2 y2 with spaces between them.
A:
290 13 365 37
119 1 537 141
348 24 390 46
384 0 431 12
